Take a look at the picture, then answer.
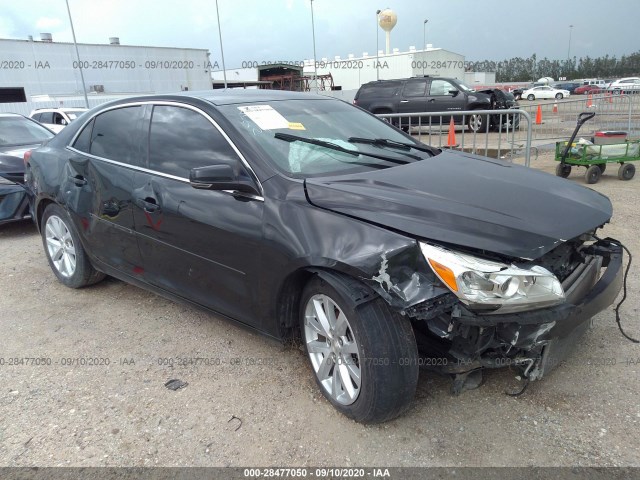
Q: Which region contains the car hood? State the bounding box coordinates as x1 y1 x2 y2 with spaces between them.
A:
304 151 613 260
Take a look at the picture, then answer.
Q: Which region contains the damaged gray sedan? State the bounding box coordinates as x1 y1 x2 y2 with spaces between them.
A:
25 91 626 424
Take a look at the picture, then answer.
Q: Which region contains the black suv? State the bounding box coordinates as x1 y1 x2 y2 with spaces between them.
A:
354 76 518 132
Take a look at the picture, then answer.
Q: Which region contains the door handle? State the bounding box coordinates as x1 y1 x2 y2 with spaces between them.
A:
138 197 160 213
428 99 436 102
68 174 87 186
400 100 409 103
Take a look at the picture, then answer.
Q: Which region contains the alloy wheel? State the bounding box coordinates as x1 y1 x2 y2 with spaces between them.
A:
303 294 362 405
45 215 77 278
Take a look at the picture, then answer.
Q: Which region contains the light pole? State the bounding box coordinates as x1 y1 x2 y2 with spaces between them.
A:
215 0 227 89
65 0 89 108
422 19 428 76
567 24 573 62
310 0 319 92
376 9 381 80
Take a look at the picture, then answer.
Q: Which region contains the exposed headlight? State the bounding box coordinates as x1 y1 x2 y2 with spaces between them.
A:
420 243 565 314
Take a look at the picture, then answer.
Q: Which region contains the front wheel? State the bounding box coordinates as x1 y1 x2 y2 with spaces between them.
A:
527 94 535 101
300 275 418 424
585 165 602 184
556 163 571 178
555 93 564 100
467 111 487 133
41 204 105 288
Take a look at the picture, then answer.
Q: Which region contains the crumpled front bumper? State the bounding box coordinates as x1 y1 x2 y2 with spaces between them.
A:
427 238 623 380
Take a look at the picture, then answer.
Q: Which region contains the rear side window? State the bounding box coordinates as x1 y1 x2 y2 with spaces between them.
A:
403 80 427 97
89 106 146 166
72 118 94 153
357 82 401 98
149 105 239 178
32 113 42 121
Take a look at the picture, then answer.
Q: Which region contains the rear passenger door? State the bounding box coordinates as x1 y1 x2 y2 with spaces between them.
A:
131 103 264 326
66 105 146 274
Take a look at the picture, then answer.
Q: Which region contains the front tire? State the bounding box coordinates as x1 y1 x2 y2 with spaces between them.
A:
618 163 635 180
585 165 602 184
556 163 571 178
300 275 418 424
41 204 105 288
555 93 564 100
527 94 535 101
467 111 487 133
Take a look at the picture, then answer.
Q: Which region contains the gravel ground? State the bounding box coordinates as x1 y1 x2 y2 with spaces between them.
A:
0 152 639 467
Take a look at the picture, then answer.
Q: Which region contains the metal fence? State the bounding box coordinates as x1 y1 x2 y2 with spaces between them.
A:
376 93 640 167
377 109 534 167
516 93 639 143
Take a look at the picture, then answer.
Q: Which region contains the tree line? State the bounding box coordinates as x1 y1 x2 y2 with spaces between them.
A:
469 51 640 82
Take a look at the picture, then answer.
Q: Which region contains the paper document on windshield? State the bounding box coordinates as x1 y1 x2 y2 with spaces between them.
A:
238 105 289 130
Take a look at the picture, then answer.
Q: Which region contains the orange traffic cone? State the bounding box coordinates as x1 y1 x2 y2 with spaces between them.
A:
552 103 558 114
586 94 593 108
535 105 542 125
446 117 456 147
606 91 613 104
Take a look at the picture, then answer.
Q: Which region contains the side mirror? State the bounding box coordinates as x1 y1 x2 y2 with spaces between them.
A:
189 164 260 195
448 89 459 97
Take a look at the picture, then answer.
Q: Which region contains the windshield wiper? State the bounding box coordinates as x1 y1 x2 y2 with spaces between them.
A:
274 132 410 165
348 137 439 156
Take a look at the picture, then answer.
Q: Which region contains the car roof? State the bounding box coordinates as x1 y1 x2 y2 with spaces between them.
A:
0 113 26 118
115 89 336 106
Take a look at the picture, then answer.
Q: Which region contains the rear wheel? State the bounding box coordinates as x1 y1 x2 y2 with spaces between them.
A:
618 163 635 180
527 94 535 101
585 165 602 184
300 275 418 424
41 204 105 288
556 163 572 178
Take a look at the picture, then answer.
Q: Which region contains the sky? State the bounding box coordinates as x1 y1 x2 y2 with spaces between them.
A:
1 0 637 69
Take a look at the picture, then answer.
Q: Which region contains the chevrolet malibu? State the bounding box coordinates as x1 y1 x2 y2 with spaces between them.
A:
25 90 623 423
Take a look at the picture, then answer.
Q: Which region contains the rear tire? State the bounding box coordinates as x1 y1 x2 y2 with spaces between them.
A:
41 204 105 288
300 275 418 424
585 165 602 184
618 163 635 180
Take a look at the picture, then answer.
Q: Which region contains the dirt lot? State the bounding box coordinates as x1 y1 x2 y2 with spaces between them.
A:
0 152 639 468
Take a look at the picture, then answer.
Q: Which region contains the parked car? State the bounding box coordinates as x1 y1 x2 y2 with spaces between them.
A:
608 77 640 94
552 82 580 94
29 108 88 133
25 91 623 423
354 76 518 132
521 86 571 100
574 84 604 95
0 113 54 225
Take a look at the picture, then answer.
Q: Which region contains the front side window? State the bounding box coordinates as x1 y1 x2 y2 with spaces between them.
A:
89 106 145 166
429 80 456 96
149 105 240 178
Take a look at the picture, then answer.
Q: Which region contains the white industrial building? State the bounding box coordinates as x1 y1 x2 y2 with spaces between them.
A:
0 35 213 115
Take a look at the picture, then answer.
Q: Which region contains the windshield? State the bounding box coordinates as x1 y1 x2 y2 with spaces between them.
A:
0 116 54 147
219 98 435 178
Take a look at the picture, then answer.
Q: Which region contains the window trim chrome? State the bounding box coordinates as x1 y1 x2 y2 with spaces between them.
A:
67 99 265 197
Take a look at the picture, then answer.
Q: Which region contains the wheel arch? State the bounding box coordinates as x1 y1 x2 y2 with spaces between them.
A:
275 267 378 340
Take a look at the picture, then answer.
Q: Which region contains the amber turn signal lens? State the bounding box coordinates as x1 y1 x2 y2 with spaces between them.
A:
428 259 458 292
